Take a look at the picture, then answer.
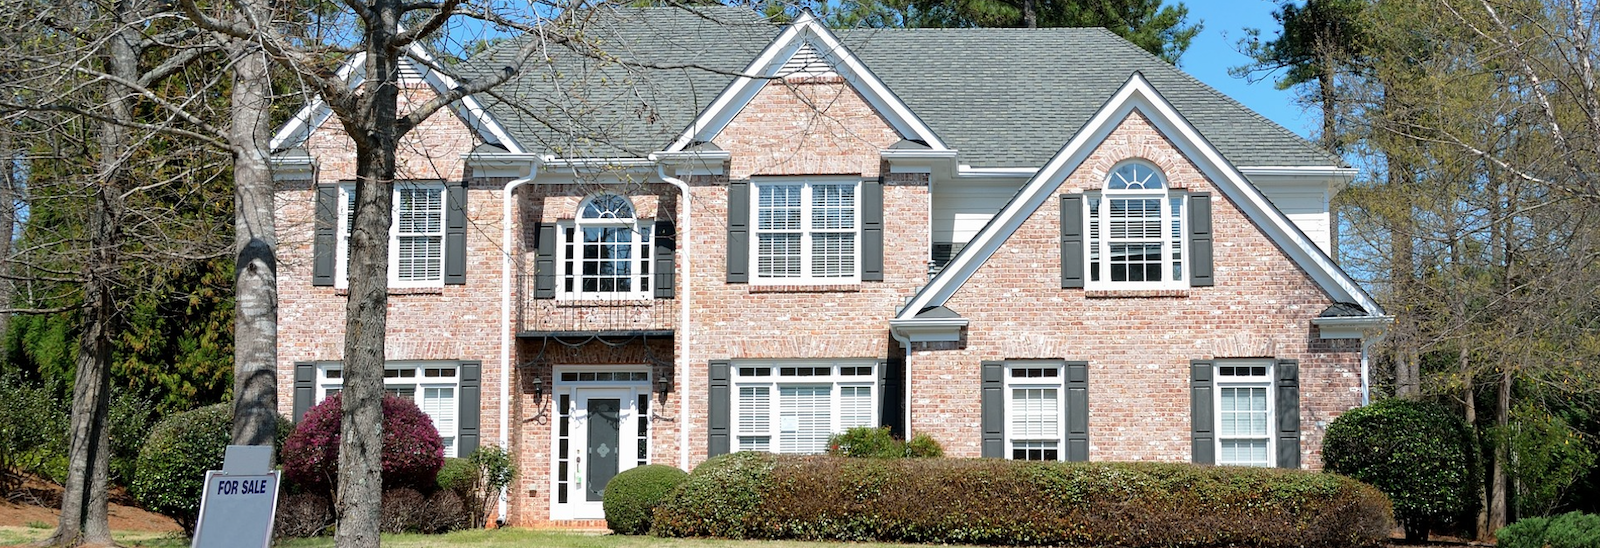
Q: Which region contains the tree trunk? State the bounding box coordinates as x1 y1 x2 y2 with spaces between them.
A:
335 9 403 547
1488 364 1511 534
1388 150 1420 398
228 7 280 450
1022 0 1037 28
1461 346 1489 540
44 18 138 547
0 129 17 349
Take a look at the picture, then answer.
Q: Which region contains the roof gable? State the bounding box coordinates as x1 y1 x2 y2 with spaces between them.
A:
897 73 1382 319
665 10 945 152
269 42 522 154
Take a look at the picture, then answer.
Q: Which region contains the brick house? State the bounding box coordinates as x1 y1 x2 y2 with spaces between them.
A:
268 6 1391 526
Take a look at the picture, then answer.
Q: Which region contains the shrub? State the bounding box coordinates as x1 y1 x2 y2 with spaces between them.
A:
602 464 688 535
1500 512 1600 548
381 487 427 534
108 391 156 487
419 488 471 534
654 453 1393 548
274 493 333 539
464 445 516 528
827 427 944 458
436 457 477 494
0 373 68 490
281 393 445 495
1323 398 1474 541
131 403 293 535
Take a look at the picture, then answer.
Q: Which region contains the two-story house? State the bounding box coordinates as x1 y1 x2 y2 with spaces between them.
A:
269 6 1391 526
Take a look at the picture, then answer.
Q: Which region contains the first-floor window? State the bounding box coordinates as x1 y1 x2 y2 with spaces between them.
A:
1006 363 1063 461
734 362 876 454
318 363 460 457
1216 361 1272 467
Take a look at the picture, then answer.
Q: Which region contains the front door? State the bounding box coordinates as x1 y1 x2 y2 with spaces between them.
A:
550 369 651 520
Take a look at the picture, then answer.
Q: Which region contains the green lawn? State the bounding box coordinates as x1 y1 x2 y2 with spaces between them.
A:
0 527 929 548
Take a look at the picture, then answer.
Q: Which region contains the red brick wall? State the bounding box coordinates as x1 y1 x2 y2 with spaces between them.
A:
910 111 1360 468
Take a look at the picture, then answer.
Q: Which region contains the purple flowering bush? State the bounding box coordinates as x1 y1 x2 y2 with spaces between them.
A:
282 393 445 494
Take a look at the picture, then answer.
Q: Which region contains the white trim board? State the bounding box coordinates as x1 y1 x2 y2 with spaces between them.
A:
896 73 1383 319
664 9 946 153
269 42 523 154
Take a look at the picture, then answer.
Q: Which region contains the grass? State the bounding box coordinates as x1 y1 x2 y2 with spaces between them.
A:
0 527 930 548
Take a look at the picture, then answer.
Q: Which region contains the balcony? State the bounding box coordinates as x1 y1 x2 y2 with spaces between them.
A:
515 268 677 337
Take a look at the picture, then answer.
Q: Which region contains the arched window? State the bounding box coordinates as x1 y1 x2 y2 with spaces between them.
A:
560 194 653 299
1087 161 1186 286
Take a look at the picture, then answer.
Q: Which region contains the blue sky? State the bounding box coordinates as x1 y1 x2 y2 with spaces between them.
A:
1171 0 1316 139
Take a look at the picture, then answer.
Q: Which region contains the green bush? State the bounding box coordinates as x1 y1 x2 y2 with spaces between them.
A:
1500 512 1600 548
1323 398 1475 541
0 373 68 488
130 403 292 535
654 453 1393 547
602 464 688 535
436 457 477 494
826 427 944 458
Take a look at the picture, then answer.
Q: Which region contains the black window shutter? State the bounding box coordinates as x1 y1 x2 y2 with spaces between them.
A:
534 223 555 299
293 362 316 421
1189 193 1214 286
1060 194 1084 288
727 182 750 283
981 361 1004 458
861 179 884 281
708 360 731 457
1276 359 1301 469
654 220 676 299
313 184 338 286
1191 360 1215 464
1065 361 1089 462
444 180 468 285
458 361 482 456
878 359 903 437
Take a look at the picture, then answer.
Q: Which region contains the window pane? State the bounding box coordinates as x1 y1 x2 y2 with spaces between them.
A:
839 386 872 429
811 233 855 278
1221 440 1269 467
778 386 832 454
758 234 801 277
738 387 770 435
758 185 802 230
1010 388 1059 440
811 184 855 230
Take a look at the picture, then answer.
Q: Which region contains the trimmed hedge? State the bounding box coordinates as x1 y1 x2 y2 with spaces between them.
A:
654 453 1393 547
1499 512 1600 548
603 464 688 535
1323 398 1474 541
131 403 292 535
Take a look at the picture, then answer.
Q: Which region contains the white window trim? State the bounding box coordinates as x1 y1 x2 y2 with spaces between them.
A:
316 361 462 457
335 182 449 289
732 360 877 454
750 178 862 285
555 195 655 300
1214 359 1274 467
1084 162 1188 291
1003 361 1065 461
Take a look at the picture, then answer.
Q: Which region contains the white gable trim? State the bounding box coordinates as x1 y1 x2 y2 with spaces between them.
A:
268 43 524 154
665 10 945 152
897 73 1383 319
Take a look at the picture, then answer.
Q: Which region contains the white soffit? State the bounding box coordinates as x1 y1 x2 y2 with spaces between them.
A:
897 72 1383 319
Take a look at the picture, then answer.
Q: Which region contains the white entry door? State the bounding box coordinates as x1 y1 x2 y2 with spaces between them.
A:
550 370 652 520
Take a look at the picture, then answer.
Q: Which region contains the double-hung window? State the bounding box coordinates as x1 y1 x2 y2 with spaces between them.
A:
557 194 653 299
733 362 876 454
335 182 447 287
317 362 461 457
1215 361 1273 467
1005 363 1063 461
753 180 859 284
1086 162 1186 289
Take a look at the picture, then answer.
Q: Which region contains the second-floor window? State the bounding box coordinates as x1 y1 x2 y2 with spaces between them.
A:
753 179 859 284
1086 162 1187 289
337 182 447 287
558 194 653 300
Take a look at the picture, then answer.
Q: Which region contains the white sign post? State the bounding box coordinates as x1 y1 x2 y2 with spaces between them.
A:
191 445 280 548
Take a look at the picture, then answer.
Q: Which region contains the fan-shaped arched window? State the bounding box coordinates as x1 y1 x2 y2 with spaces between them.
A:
1086 161 1187 287
559 194 653 299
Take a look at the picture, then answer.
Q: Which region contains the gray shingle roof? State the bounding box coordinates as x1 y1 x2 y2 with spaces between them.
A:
465 7 1336 168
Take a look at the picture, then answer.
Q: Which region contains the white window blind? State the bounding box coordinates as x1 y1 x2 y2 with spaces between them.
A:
779 386 832 454
423 387 457 457
838 386 873 430
395 186 444 282
1010 388 1059 440
737 386 771 452
810 183 856 278
1219 386 1269 466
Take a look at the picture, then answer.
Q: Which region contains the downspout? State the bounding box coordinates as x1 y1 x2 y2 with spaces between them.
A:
1359 327 1388 406
654 162 693 471
499 166 537 522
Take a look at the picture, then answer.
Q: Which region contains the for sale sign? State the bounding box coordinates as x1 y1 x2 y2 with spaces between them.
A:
191 445 280 548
